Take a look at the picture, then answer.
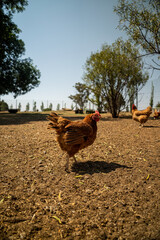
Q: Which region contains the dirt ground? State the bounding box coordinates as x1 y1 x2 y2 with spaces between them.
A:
0 111 160 240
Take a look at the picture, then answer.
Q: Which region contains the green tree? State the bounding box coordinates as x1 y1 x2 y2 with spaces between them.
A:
83 39 149 117
156 102 160 108
49 103 53 110
69 82 89 109
0 0 41 98
56 103 60 110
71 103 74 110
18 102 22 111
150 81 154 108
114 0 160 70
40 102 44 111
26 102 30 111
33 101 37 112
0 100 8 111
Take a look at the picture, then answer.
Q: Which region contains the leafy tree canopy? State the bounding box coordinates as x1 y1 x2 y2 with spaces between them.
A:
69 82 89 109
1 0 28 13
0 0 41 98
114 0 160 70
83 39 149 117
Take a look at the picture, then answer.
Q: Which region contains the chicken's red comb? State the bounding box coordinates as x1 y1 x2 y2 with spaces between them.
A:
92 110 101 121
132 104 136 109
95 110 100 114
95 110 101 117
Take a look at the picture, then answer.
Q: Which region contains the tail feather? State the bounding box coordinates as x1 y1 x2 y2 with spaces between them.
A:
47 111 71 133
47 112 59 130
47 122 59 129
47 112 59 123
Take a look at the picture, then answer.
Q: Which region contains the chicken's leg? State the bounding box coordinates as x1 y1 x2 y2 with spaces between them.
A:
65 154 70 173
65 155 77 172
73 155 77 163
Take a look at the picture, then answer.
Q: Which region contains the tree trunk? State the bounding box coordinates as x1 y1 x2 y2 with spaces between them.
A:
111 110 118 118
97 106 102 113
111 105 119 118
111 94 119 118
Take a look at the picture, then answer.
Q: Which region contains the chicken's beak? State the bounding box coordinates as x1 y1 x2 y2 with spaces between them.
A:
96 114 101 121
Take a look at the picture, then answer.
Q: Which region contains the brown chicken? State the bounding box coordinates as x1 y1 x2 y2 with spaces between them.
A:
132 104 152 127
154 109 160 119
47 111 101 172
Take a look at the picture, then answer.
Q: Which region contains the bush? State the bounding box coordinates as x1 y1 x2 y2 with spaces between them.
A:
8 109 18 114
0 100 8 111
75 109 83 114
86 109 95 114
43 108 52 111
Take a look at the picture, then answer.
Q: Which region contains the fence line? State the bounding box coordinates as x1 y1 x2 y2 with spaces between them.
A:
1 99 97 112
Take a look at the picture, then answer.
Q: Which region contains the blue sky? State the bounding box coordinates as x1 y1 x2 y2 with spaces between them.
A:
2 0 160 110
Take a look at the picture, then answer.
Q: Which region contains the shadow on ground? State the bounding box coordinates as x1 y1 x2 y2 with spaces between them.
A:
0 112 154 126
0 112 129 125
0 113 90 125
71 160 132 175
0 113 48 125
143 125 160 128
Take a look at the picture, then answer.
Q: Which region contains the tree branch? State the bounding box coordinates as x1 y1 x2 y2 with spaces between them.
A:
138 25 157 53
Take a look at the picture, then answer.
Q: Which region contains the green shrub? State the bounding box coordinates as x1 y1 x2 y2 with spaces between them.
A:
0 100 8 111
43 108 52 111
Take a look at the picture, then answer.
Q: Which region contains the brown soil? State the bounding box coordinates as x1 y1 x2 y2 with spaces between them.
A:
0 112 160 240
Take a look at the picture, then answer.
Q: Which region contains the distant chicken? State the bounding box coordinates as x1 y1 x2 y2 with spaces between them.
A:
154 109 160 119
47 111 101 172
132 104 152 127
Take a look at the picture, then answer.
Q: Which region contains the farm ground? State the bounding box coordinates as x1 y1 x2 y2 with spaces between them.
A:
0 111 160 240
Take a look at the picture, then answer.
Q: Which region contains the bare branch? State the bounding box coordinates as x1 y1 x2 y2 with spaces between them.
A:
135 52 159 58
152 58 160 67
145 61 160 71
